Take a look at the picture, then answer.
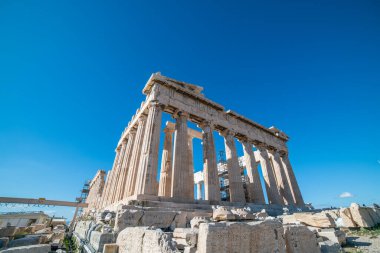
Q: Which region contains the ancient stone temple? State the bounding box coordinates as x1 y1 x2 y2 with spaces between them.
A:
75 74 332 253
98 73 304 210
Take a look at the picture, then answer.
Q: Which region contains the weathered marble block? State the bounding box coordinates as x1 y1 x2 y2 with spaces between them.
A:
89 231 115 253
284 224 321 253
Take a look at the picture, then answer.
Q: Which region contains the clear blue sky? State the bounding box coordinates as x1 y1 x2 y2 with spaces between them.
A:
1 0 379 219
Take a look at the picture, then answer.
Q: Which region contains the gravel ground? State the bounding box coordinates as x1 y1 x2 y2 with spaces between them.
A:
344 236 380 253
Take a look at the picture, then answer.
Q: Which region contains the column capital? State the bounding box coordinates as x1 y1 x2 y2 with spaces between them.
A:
172 110 189 119
148 100 164 109
163 126 175 134
219 129 235 138
137 114 147 123
197 120 213 130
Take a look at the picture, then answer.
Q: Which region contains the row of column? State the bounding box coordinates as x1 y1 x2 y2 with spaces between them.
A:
100 101 163 208
100 100 304 208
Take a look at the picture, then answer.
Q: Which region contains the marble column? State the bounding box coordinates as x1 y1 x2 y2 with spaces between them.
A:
241 140 265 204
187 135 195 200
221 130 246 203
171 111 192 200
254 144 284 205
134 102 163 196
110 139 128 203
115 130 136 201
269 150 295 205
124 116 147 198
100 170 111 208
280 152 305 206
158 127 174 197
105 146 122 206
199 121 220 202
196 182 202 200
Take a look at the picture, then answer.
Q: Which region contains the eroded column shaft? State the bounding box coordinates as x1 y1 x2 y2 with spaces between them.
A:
241 141 265 204
255 146 284 205
200 122 220 202
134 102 162 196
223 131 246 203
171 112 191 200
158 128 174 197
281 153 305 206
124 116 146 198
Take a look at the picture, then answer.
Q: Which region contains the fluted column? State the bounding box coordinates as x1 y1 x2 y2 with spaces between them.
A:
100 170 111 208
199 122 220 202
124 116 147 198
221 130 246 203
187 135 195 199
196 182 202 200
116 130 136 201
134 102 163 196
158 127 174 197
110 139 128 203
105 146 122 206
254 144 284 205
171 111 192 200
280 152 305 206
269 150 295 205
241 140 265 204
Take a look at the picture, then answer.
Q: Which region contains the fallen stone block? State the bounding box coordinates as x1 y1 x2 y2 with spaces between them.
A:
231 208 255 220
172 228 197 249
318 240 344 253
103 243 118 253
350 203 375 228
190 217 210 229
212 207 236 221
338 208 357 227
0 244 51 253
116 227 179 253
317 229 346 246
114 209 144 232
89 231 115 253
8 235 41 248
284 224 321 253
140 211 176 229
283 213 336 228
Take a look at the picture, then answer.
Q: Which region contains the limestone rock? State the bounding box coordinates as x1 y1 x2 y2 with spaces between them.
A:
140 211 176 229
318 240 344 253
283 224 321 253
254 209 269 220
212 207 235 221
317 229 346 246
197 223 228 253
103 243 118 253
198 220 285 253
117 227 179 253
114 209 144 231
117 227 146 253
172 228 197 249
74 220 94 240
283 213 336 228
89 231 115 253
349 203 375 228
231 208 255 220
338 208 357 227
143 229 179 253
0 244 51 253
249 220 286 253
190 217 210 229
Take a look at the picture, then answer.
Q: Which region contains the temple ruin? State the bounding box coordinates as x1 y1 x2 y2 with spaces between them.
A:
98 73 304 210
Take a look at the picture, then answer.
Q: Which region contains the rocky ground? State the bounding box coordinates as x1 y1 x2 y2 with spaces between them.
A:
343 225 380 253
